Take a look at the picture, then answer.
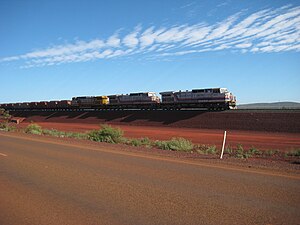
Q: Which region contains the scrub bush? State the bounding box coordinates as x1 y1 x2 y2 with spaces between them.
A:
155 138 194 152
130 137 152 147
25 123 42 135
88 124 123 143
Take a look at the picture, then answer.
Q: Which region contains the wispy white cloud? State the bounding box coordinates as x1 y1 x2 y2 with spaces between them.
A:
206 14 239 41
236 43 252 48
180 1 196 9
106 34 121 47
140 27 165 48
1 5 300 68
122 26 141 48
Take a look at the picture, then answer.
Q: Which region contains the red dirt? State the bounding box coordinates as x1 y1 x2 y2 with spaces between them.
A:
11 110 300 151
18 121 300 151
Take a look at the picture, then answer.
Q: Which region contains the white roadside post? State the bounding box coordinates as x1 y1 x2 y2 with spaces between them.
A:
220 131 227 159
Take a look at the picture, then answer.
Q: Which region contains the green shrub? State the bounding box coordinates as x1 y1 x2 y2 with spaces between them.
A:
196 144 217 154
65 132 87 139
88 124 123 143
130 139 142 146
155 138 194 152
154 140 169 150
206 145 217 154
263 150 277 156
235 144 251 159
248 147 262 155
25 123 42 135
42 129 65 137
3 111 11 120
264 149 280 156
42 129 87 139
225 145 234 155
266 150 274 156
0 122 16 132
0 122 7 130
196 144 209 151
130 137 152 147
195 144 208 154
0 109 11 120
287 149 300 157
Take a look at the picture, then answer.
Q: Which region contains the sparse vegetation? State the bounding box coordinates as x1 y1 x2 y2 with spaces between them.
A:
287 149 300 157
263 149 279 157
235 144 253 159
64 131 87 139
196 144 217 154
224 145 281 159
129 137 152 147
225 145 234 155
248 146 262 155
88 124 124 143
0 122 16 132
236 144 246 158
42 129 66 137
154 137 194 152
42 129 87 139
0 108 11 120
1 120 299 160
25 123 43 135
205 145 217 154
0 109 13 131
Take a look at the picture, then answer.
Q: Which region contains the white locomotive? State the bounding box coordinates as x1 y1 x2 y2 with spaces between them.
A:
160 88 236 110
108 92 160 105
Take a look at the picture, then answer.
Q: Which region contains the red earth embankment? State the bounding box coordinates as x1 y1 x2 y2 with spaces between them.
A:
10 110 300 151
11 110 300 133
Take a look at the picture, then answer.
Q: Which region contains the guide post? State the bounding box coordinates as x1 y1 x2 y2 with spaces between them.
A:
220 131 227 159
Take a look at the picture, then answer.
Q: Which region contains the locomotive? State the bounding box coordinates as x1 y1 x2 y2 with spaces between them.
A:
160 88 236 110
107 92 160 109
0 87 236 111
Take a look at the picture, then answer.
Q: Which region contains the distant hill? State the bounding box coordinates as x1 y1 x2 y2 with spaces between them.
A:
238 102 300 109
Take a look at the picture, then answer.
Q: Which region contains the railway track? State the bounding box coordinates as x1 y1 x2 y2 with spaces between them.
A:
6 108 300 113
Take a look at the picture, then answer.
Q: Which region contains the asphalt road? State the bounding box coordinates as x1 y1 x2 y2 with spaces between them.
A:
0 132 299 225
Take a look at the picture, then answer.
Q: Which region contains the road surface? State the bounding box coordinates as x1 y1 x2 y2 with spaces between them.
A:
0 132 299 225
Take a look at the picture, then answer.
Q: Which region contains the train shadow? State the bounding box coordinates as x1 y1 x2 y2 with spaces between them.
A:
120 110 204 125
11 110 206 125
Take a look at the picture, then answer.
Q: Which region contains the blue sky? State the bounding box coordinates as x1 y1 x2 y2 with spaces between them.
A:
0 0 300 104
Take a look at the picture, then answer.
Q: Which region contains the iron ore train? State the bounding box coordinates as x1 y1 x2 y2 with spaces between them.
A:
0 87 237 111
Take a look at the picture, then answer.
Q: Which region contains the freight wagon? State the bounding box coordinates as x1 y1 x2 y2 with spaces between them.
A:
48 100 71 109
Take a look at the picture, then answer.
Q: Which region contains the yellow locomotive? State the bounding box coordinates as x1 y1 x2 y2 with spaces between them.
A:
71 96 109 108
